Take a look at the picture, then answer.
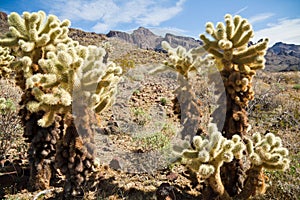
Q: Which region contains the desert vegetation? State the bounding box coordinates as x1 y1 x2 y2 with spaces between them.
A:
0 10 299 200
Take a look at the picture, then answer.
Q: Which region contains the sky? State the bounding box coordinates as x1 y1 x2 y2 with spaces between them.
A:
1 0 300 46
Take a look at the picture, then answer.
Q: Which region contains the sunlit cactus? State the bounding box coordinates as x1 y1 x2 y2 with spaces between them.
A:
198 15 268 132
168 14 290 200
152 41 214 79
0 46 14 78
246 132 289 170
0 11 71 49
174 123 245 198
151 41 215 140
0 11 122 197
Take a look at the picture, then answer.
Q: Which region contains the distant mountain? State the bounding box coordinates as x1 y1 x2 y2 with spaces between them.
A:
0 11 299 72
0 12 8 36
107 26 201 50
265 42 300 72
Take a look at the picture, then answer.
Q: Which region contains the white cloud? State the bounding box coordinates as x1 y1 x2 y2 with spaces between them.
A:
46 0 186 33
148 26 187 37
234 6 248 15
48 0 118 21
248 13 275 24
136 0 186 26
92 22 109 33
253 18 300 46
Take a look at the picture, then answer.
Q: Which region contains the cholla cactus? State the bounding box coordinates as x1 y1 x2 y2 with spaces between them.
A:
166 14 290 199
75 45 122 113
0 11 122 196
0 46 14 78
246 132 289 170
236 132 290 198
152 41 214 79
199 14 269 138
175 123 245 198
174 125 290 199
200 14 268 71
0 11 71 50
196 15 269 196
151 41 215 140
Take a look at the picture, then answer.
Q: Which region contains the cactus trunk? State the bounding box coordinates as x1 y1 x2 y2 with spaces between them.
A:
22 110 62 190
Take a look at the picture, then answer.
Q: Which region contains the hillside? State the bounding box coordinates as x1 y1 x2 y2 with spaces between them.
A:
265 42 300 71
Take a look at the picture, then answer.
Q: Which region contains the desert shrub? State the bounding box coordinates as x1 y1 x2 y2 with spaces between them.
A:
0 79 25 161
114 57 135 74
293 84 300 90
0 97 24 160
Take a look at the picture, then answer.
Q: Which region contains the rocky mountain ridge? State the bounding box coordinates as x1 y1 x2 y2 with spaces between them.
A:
107 26 201 50
265 42 300 71
0 11 299 72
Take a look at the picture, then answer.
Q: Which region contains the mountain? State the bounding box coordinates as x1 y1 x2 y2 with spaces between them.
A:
265 42 300 71
0 12 8 36
107 26 201 50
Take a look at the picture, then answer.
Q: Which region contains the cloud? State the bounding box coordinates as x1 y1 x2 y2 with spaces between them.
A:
147 26 187 37
46 0 186 33
253 18 300 46
248 13 274 24
234 6 248 15
48 0 118 21
136 0 186 26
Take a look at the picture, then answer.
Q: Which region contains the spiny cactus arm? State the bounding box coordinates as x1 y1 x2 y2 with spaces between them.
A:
23 42 86 127
0 46 14 64
246 132 290 171
0 11 71 49
151 41 215 79
162 41 194 78
237 132 290 199
0 46 14 77
175 123 245 198
179 123 245 172
26 99 70 127
75 45 122 114
200 14 268 71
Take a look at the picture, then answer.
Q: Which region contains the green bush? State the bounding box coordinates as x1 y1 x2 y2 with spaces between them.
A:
292 84 300 90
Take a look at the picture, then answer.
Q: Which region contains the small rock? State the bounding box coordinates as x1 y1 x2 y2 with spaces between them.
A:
109 158 122 170
156 183 176 200
166 172 178 182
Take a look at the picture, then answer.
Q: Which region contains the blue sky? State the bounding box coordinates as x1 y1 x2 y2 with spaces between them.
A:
1 0 300 46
